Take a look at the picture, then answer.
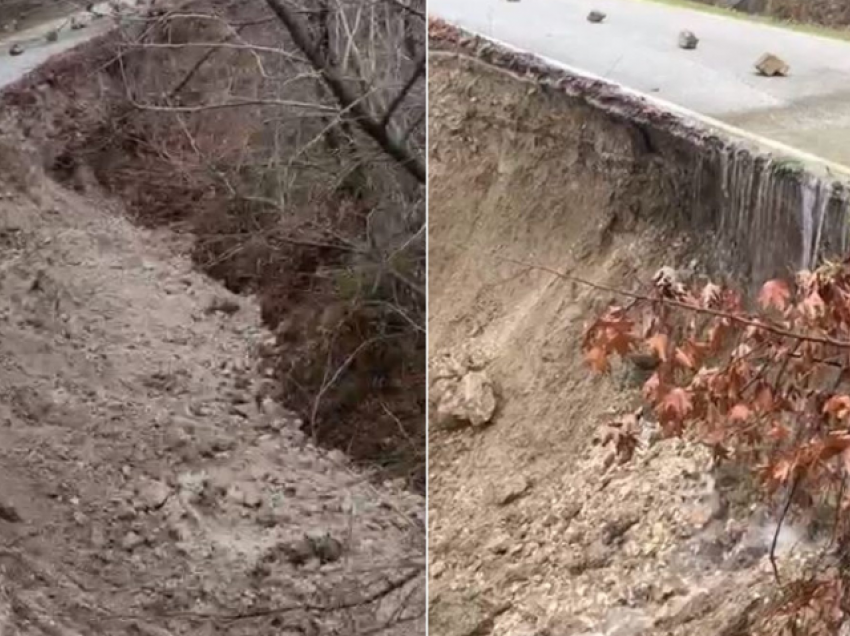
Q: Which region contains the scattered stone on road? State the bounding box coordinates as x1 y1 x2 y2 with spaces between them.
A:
678 30 698 50
587 10 606 23
755 53 789 77
45 30 59 42
9 43 24 56
71 16 89 30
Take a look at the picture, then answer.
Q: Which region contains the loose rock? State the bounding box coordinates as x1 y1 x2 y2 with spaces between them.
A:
122 531 145 551
0 500 21 523
587 10 606 23
306 530 343 564
493 476 532 506
678 30 698 50
433 370 498 428
136 478 171 511
755 53 789 77
9 44 24 56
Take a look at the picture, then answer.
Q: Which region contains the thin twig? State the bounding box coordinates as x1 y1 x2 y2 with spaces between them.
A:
379 54 425 129
131 98 338 113
771 476 800 584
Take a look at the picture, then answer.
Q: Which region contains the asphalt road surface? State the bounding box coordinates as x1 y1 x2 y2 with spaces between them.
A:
430 0 850 167
0 1 133 89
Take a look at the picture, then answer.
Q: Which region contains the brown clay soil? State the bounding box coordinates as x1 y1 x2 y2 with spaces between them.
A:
0 24 424 636
427 31 840 636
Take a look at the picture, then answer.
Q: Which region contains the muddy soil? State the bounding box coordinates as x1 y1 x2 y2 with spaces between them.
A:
427 30 839 636
0 27 424 636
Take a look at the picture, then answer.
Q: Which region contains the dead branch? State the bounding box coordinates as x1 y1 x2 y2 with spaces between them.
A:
124 40 306 62
131 98 338 114
379 53 425 129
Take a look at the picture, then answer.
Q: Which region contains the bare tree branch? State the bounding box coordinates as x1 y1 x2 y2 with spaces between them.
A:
379 54 425 129
131 98 338 114
262 0 425 183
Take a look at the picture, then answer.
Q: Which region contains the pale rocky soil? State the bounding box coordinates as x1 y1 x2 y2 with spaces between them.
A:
0 125 424 633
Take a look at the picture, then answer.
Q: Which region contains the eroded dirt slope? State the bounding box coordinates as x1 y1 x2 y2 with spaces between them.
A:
0 62 423 636
427 45 832 636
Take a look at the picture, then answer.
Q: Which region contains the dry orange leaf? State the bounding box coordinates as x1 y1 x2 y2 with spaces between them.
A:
758 279 791 311
648 333 669 362
728 403 752 422
658 388 693 422
674 346 697 370
772 458 794 484
823 395 850 420
754 385 775 412
586 346 610 373
643 373 661 402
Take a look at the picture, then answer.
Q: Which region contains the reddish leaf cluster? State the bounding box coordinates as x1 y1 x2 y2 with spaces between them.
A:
583 259 850 623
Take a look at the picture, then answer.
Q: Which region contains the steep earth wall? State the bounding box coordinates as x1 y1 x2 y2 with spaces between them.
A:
428 25 848 636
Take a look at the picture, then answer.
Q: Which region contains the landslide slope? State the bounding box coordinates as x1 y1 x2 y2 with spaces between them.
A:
427 39 832 636
0 31 424 636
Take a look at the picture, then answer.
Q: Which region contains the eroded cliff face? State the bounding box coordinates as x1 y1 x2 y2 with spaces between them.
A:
428 28 847 636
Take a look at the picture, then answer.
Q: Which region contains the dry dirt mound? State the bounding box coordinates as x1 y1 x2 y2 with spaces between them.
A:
0 84 423 636
427 32 839 636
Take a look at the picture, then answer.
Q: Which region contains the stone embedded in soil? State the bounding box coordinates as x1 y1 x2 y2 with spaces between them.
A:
122 531 145 551
277 537 315 566
587 10 606 22
306 530 343 564
115 500 138 520
227 483 263 509
566 540 610 574
601 513 640 545
434 370 498 428
135 479 170 511
0 500 22 523
678 30 698 49
486 533 512 554
688 491 727 528
492 476 532 506
755 53 789 76
257 507 289 528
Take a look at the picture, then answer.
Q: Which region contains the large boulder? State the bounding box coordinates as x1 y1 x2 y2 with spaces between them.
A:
430 349 498 428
